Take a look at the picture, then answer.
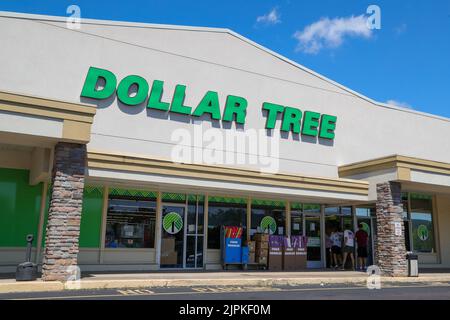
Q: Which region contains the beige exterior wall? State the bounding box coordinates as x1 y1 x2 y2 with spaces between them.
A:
434 194 450 267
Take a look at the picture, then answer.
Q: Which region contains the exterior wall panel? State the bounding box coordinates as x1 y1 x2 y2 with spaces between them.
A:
0 168 42 247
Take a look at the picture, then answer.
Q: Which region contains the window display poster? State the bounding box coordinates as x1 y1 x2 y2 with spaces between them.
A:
307 237 321 247
278 227 284 235
123 225 134 237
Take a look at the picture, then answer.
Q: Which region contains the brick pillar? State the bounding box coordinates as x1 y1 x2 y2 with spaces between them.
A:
375 182 407 277
41 142 86 281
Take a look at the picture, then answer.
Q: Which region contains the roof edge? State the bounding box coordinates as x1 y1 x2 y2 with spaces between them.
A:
0 10 449 123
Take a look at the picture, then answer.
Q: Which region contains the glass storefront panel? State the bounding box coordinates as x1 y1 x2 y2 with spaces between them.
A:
187 202 197 235
185 235 196 268
251 199 285 237
105 196 156 248
303 204 320 214
356 207 371 217
324 207 339 216
410 194 435 253
207 197 247 249
305 215 321 264
291 202 303 236
196 236 204 267
161 205 185 268
402 192 411 251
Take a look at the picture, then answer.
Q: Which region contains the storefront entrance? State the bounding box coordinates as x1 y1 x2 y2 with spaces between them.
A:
160 195 204 269
160 204 185 268
305 215 322 268
291 204 323 268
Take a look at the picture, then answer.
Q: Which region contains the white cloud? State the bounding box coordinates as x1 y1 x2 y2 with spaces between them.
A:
256 8 281 25
386 100 413 109
293 15 372 54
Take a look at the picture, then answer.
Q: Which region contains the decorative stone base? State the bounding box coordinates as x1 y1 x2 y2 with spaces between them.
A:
41 142 86 281
375 182 407 277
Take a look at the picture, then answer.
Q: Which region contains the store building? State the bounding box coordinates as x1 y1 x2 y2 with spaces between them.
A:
0 12 449 280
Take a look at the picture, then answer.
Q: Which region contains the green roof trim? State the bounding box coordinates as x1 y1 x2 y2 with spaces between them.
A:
291 202 303 210
84 185 103 197
162 193 186 202
208 196 247 205
188 194 205 202
109 187 157 199
410 193 432 200
303 204 321 212
252 199 285 208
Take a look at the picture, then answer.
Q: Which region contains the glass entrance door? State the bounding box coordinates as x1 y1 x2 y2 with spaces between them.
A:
185 196 204 268
305 215 322 268
160 205 185 268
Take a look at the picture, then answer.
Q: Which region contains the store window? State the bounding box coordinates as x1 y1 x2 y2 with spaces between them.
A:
291 202 303 236
105 194 157 249
410 193 435 253
251 199 285 237
207 197 247 249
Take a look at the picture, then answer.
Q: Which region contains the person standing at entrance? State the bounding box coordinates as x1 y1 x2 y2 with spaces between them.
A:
330 227 342 269
341 225 355 270
355 223 369 271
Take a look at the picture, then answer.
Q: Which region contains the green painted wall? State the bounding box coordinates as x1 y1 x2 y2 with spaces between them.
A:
0 168 42 247
79 186 103 248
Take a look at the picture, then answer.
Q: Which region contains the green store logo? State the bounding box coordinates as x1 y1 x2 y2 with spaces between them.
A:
417 225 429 241
260 216 277 235
163 212 183 234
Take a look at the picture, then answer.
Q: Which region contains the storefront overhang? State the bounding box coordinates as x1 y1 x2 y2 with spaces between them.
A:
86 150 369 204
339 155 450 198
0 90 96 145
0 90 96 184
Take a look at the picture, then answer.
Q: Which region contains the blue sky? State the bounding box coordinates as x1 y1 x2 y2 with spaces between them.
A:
1 0 449 118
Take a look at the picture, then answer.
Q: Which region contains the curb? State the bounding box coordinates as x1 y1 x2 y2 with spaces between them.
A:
1 276 449 294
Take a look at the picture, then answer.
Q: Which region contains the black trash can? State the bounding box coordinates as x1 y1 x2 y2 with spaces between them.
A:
406 252 419 277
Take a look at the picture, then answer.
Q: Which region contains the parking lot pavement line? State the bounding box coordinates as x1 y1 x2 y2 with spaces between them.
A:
7 283 450 300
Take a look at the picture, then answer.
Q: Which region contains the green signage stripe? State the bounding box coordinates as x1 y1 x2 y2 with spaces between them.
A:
252 199 285 208
162 193 186 201
303 204 321 211
84 185 103 197
291 202 303 210
109 188 157 199
410 193 432 200
208 196 246 205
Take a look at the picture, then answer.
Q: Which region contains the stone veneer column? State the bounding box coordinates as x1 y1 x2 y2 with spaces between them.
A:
41 142 86 281
375 181 407 277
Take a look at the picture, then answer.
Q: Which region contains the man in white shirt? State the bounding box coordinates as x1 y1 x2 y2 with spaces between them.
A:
341 224 355 270
330 228 343 269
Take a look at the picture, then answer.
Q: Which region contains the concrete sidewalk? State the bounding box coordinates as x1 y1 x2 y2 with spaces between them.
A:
1 270 450 294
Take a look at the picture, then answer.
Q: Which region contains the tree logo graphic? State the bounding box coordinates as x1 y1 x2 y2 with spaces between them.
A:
417 225 429 241
260 216 277 235
163 211 183 234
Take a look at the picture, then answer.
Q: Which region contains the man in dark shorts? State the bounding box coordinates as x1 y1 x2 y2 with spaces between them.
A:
355 223 369 271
